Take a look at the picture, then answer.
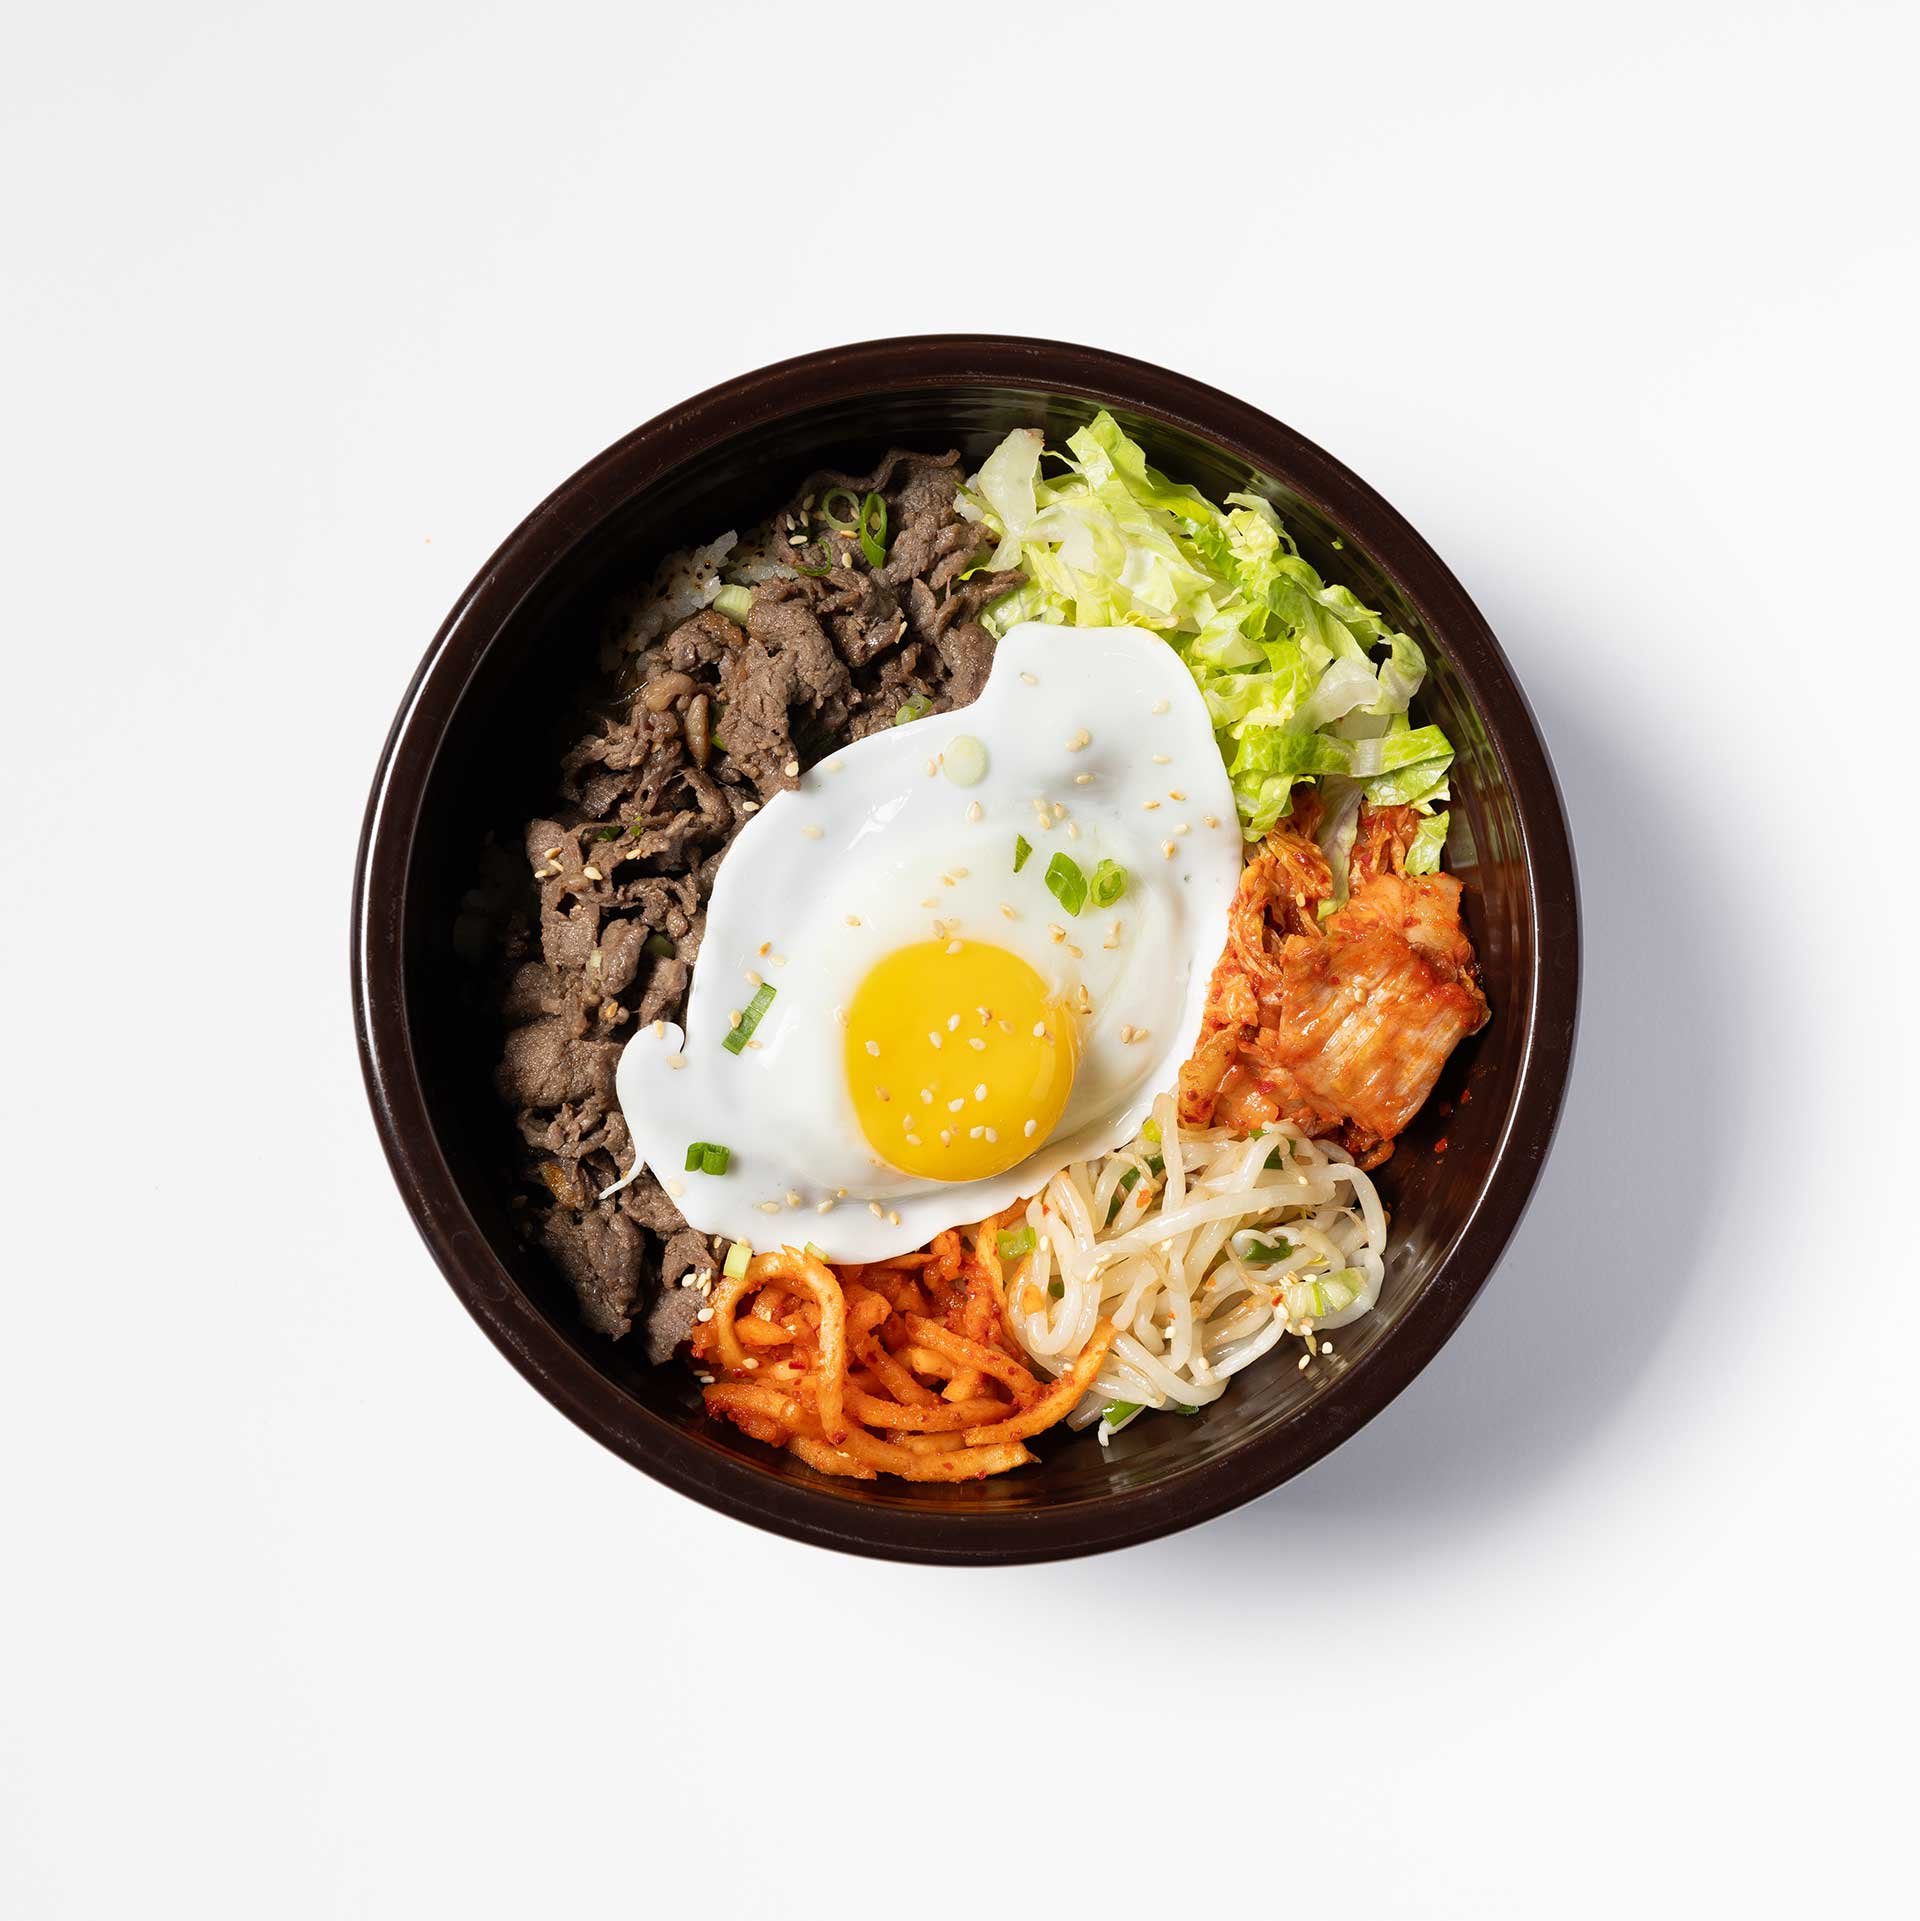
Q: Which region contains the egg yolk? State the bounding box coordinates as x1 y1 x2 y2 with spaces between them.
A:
844 940 1078 1182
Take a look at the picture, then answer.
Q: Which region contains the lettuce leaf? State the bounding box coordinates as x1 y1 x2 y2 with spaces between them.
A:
959 414 1453 840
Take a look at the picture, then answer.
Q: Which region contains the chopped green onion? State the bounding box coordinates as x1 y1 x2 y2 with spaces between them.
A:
593 825 623 842
1044 852 1088 917
997 1225 1036 1261
1145 1153 1165 1176
1013 834 1032 872
1090 858 1128 908
792 556 833 578
1047 1278 1065 1299
711 583 754 626
894 693 932 726
1102 1399 1141 1426
857 491 888 568
724 1241 751 1280
684 1142 731 1176
1170 1402 1201 1417
1141 1117 1161 1143
1104 1165 1144 1226
721 982 776 1056
943 734 988 787
1242 1236 1293 1266
644 933 676 959
818 487 860 532
1265 1141 1292 1169
804 1241 825 1260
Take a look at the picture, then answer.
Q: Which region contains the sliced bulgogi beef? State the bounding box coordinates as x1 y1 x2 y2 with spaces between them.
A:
491 449 1024 1355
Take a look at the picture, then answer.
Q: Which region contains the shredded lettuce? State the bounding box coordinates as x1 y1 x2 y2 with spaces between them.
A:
959 414 1453 839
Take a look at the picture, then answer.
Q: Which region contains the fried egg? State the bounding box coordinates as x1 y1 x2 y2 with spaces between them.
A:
608 621 1240 1261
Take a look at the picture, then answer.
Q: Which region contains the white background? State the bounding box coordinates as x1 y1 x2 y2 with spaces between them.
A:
4 4 1913 1914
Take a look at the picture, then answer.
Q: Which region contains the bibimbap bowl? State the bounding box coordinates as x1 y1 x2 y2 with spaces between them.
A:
352 336 1578 1564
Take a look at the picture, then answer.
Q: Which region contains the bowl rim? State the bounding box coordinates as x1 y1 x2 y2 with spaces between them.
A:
351 333 1579 1565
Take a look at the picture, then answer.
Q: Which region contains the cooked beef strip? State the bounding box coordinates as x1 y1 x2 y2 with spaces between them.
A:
491 449 1023 1358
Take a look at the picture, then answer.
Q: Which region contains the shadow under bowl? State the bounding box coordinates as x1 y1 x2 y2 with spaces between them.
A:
352 335 1579 1564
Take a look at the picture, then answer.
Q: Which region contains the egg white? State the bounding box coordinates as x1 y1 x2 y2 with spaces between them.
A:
607 622 1241 1262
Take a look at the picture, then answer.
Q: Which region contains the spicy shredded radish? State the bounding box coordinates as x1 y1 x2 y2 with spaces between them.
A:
1000 1092 1388 1443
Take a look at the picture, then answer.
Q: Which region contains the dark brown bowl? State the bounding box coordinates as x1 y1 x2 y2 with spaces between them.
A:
352 335 1578 1564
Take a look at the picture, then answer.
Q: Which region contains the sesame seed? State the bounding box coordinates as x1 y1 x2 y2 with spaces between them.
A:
967 1036 985 1051
582 864 603 882
1073 773 1092 786
968 1126 983 1140
940 1129 953 1145
1047 924 1065 942
973 1083 987 1102
652 1019 665 1038
1064 729 1090 752
966 801 983 823
1162 841 1176 860
875 1087 890 1102
950 867 968 879
746 1040 761 1050
905 1134 922 1146
1151 754 1170 765
948 1098 965 1113
1020 672 1037 685
1298 1352 1312 1371
1151 698 1170 715
667 1054 687 1070
666 1177 685 1198
784 760 800 778
1168 789 1186 802
921 896 939 909
1141 799 1160 810
1051 802 1068 821
1173 822 1190 836
745 969 762 987
929 1032 943 1049
729 1009 742 1028
816 1199 834 1214
845 915 862 927
801 824 823 840
925 757 938 778
946 940 963 955
947 1014 961 1031
1321 1340 1334 1355
758 941 772 955
544 846 562 860
1066 943 1083 958
772 954 787 967
1000 903 1017 919
1032 1022 1046 1037
1024 1119 1037 1138
869 1202 884 1218
1204 815 1220 829
758 1201 782 1215
1119 1024 1135 1043
1066 821 1080 840
920 1088 933 1103
696 1308 714 1323
834 1005 849 1025
786 1190 801 1207
984 1128 998 1144
888 1210 901 1226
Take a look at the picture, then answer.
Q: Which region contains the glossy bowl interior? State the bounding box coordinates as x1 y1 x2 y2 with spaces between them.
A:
354 337 1577 1563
